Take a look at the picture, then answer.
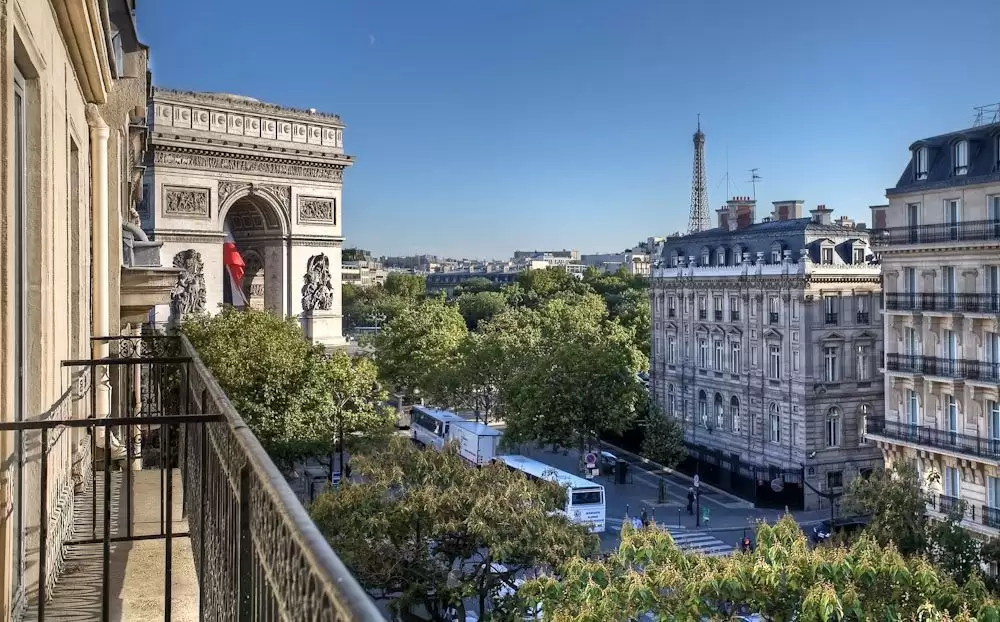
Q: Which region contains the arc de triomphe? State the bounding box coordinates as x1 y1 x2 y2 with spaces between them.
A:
142 88 351 347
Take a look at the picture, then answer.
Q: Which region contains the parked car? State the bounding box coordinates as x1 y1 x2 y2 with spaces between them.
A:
600 451 619 474
812 516 870 544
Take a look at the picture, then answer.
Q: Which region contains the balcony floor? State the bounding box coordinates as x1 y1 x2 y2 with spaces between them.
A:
25 469 199 621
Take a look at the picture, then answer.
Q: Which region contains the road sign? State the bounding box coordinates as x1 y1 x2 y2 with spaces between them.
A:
693 473 700 487
584 452 598 467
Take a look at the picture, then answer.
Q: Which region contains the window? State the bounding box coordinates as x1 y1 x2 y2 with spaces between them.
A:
904 266 916 294
988 266 1000 313
730 396 740 433
824 296 839 325
904 327 918 356
714 393 725 429
826 407 841 447
770 243 782 264
698 297 707 320
667 384 675 416
683 338 690 358
768 297 780 324
769 404 781 443
855 344 871 380
945 200 960 238
698 390 708 427
856 296 870 324
667 336 676 364
824 346 839 382
821 247 834 265
110 27 125 76
943 466 960 498
713 339 724 370
729 341 741 374
698 339 708 368
701 247 710 266
988 476 1000 512
667 297 676 318
733 246 743 263
669 253 678 268
768 344 781 379
730 296 740 321
914 146 929 180
654 336 662 357
714 296 723 321
908 389 920 426
827 471 844 489
946 394 959 442
853 247 865 264
716 247 726 266
859 404 871 445
942 266 957 307
954 140 969 176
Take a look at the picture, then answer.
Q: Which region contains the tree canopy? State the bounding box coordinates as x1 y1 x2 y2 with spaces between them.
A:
309 437 598 621
521 515 1000 621
182 307 393 468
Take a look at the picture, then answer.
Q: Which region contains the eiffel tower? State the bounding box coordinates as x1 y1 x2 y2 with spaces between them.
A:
687 115 709 233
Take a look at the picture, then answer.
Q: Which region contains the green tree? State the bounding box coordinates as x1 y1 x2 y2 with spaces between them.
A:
182 308 389 469
456 290 508 330
384 271 427 300
842 461 932 556
639 403 687 470
309 437 598 621
520 515 998 621
927 501 984 585
440 331 505 424
371 298 468 399
453 276 498 297
322 350 396 461
517 268 587 306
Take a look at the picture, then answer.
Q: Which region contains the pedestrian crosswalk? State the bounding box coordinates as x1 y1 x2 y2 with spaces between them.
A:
607 519 735 557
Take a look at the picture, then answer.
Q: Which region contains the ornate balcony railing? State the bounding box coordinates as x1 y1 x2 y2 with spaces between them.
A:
865 416 1000 462
937 494 962 515
825 312 839 325
884 292 1000 314
5 332 383 621
885 353 1000 383
870 219 1000 247
982 505 1000 530
856 311 870 324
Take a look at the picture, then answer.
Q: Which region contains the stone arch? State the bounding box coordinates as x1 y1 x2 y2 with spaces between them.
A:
221 191 288 313
217 185 290 237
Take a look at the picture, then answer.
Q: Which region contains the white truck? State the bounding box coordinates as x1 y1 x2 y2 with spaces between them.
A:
449 420 501 466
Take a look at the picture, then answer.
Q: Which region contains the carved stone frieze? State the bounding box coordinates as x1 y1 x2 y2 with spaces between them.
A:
163 186 211 218
297 196 336 224
301 253 335 312
154 149 344 182
170 250 207 318
218 180 250 206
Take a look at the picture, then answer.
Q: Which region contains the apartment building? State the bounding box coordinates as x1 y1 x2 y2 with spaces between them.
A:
651 197 884 510
868 120 1000 538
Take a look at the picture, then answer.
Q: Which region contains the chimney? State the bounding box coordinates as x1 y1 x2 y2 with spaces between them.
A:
835 215 855 229
869 204 889 230
771 200 804 221
809 204 833 225
726 196 756 230
716 206 730 230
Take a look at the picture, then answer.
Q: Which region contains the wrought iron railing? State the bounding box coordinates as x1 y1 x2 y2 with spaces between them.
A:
768 312 779 324
698 310 707 320
714 310 723 321
885 353 1000 383
825 312 839 325
938 494 962 515
983 505 1000 530
865 416 1000 462
5 333 383 622
856 311 870 324
870 219 1000 246
884 292 1000 314
730 311 740 322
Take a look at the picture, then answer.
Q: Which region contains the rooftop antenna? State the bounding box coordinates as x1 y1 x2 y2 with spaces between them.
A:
726 146 731 200
748 168 762 201
973 103 1000 127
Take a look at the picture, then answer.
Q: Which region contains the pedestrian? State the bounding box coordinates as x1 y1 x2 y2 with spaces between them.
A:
741 536 753 553
687 487 695 515
345 462 352 479
640 508 649 527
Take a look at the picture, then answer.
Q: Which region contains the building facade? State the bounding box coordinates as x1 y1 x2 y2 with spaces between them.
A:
868 121 1000 538
143 88 352 347
651 197 884 510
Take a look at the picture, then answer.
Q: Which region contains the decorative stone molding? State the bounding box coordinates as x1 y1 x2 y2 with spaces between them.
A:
153 149 344 182
297 196 336 224
152 87 344 123
301 253 335 312
162 186 211 218
170 249 207 317
218 181 291 223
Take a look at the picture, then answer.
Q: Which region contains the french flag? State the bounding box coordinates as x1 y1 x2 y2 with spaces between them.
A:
223 227 248 308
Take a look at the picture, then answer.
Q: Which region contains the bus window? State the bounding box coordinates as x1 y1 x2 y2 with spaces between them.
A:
571 490 603 506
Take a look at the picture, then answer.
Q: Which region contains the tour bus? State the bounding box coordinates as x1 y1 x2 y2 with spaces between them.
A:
494 454 606 533
410 405 467 451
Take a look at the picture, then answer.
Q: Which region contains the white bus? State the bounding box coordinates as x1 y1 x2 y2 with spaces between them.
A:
495 455 606 533
410 405 466 451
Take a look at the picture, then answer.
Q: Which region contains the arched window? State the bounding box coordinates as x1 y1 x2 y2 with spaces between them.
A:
732 245 744 263
700 247 711 266
769 403 781 443
670 250 680 267
826 407 841 447
954 140 969 176
714 393 725 430
859 404 870 445
698 390 708 426
770 242 783 264
730 396 740 433
716 246 727 266
667 384 675 417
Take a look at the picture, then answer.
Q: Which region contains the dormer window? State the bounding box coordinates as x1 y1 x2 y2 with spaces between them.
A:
716 246 726 266
770 242 782 264
821 247 834 264
914 146 929 181
700 247 710 266
954 140 969 176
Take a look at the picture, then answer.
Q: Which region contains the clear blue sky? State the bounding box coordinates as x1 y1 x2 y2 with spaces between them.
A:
138 0 1000 259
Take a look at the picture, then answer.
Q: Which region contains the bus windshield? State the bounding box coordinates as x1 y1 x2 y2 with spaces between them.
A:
571 489 603 506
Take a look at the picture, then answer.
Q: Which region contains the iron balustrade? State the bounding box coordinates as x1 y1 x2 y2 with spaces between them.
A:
5 333 384 622
668 309 676 318
698 310 707 320
885 353 1000 383
871 219 1000 246
714 310 723 321
884 292 1000 314
865 416 1000 462
825 313 839 325
938 494 961 515
856 311 870 324
983 505 1000 530
768 312 779 324
730 311 740 322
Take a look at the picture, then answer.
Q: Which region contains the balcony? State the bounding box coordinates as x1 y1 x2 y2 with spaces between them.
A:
871 219 1000 247
730 311 740 322
714 310 723 321
865 416 1000 462
825 312 839 325
885 353 1000 383
884 292 1000 314
668 309 676 318
768 312 779 324
983 505 1000 530
856 311 870 324
5 333 382 621
937 494 963 515
698 310 707 320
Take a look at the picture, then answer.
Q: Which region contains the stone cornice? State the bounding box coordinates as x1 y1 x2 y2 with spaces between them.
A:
150 229 343 247
150 146 347 183
152 87 345 125
150 230 225 243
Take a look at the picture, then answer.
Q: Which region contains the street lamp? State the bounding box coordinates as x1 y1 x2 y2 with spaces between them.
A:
694 479 702 527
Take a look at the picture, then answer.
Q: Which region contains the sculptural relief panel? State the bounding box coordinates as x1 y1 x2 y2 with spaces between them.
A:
155 151 344 182
301 254 335 312
210 111 227 133
162 186 211 218
297 197 336 224
192 109 210 131
292 124 307 143
172 106 192 128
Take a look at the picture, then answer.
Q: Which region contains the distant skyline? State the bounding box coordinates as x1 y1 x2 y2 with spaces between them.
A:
138 0 1000 258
